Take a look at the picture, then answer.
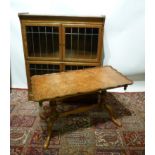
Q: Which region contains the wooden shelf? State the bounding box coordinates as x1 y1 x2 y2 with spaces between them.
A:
65 50 97 59
28 51 59 58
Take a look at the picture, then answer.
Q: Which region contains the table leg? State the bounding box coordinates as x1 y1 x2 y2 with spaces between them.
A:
39 101 43 107
100 91 122 127
104 103 122 127
43 102 59 149
38 101 47 131
43 117 57 149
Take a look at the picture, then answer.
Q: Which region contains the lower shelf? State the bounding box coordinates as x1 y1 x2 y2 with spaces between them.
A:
65 50 97 59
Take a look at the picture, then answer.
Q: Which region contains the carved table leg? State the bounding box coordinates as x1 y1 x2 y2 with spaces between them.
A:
104 103 122 127
39 101 43 107
98 90 102 110
43 102 59 149
38 101 47 131
100 91 122 127
43 117 56 149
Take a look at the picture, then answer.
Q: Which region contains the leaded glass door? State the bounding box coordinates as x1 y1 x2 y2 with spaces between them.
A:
25 24 61 60
62 25 102 62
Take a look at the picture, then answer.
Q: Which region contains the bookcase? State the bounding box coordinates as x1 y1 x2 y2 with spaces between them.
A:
18 13 105 99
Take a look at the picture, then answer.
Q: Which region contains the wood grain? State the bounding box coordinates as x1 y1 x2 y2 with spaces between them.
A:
31 66 133 102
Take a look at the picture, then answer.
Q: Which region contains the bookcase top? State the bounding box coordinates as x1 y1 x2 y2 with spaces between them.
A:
18 13 105 23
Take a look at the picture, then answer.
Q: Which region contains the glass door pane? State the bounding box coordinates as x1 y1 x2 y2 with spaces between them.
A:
65 27 99 60
29 64 60 77
65 65 95 71
26 26 60 58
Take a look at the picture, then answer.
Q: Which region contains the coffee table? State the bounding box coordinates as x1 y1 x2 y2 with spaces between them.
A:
31 66 133 149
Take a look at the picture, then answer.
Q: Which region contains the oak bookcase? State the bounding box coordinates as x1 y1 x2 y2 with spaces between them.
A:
18 13 105 99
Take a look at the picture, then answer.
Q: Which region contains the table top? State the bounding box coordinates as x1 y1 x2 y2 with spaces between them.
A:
31 66 133 101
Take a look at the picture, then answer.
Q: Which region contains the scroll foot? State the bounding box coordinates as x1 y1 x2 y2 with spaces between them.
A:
43 103 58 149
43 121 53 149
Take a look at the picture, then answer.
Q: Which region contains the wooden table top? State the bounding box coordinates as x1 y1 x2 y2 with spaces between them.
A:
31 66 133 101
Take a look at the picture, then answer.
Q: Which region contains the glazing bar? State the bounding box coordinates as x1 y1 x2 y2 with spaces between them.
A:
77 28 79 56
91 28 93 58
45 27 48 56
52 27 55 56
38 27 42 56
31 27 35 56
71 28 72 56
65 33 97 35
84 28 86 56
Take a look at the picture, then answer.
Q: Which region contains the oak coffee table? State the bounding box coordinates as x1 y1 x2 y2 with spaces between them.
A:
31 66 133 149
